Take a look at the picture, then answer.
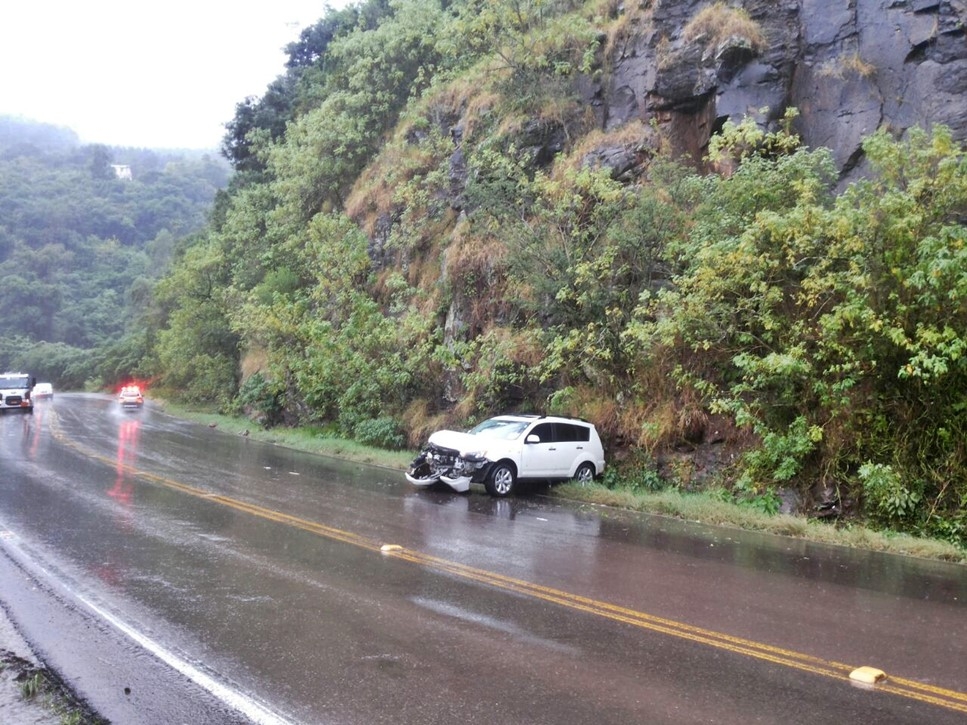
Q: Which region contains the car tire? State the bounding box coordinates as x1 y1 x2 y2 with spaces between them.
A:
485 462 517 497
573 462 595 486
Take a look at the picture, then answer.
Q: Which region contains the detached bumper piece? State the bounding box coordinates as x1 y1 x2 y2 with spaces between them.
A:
438 474 472 492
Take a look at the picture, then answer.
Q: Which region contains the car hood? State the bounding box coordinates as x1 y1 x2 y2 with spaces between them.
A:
426 429 486 456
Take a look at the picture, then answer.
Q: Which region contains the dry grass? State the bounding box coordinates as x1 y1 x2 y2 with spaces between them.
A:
550 384 619 429
557 121 655 174
239 347 269 381
473 325 547 373
446 233 508 282
655 34 675 70
344 153 400 227
682 2 767 54
444 234 512 333
402 398 452 447
454 64 504 140
345 138 443 229
405 248 444 299
346 78 470 229
600 0 651 59
572 121 652 155
817 52 877 80
635 399 680 450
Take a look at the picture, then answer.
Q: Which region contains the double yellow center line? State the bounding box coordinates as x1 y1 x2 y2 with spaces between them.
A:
48 411 967 715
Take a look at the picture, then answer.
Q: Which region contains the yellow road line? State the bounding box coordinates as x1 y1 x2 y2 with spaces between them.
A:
47 411 967 715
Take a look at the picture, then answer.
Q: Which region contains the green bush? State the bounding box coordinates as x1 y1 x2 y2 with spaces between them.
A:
601 452 666 492
236 372 284 426
859 463 923 527
353 416 406 450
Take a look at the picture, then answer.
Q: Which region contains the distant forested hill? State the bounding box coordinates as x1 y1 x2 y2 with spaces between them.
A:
0 116 230 382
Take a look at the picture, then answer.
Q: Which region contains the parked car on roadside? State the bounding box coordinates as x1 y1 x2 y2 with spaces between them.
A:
406 414 605 497
118 385 144 409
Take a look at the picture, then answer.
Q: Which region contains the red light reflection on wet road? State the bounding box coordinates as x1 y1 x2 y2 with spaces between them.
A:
109 417 141 508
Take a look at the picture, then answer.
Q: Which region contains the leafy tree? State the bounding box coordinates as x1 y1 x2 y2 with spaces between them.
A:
88 145 116 181
222 2 382 174
153 237 239 405
268 0 455 218
228 211 432 430
222 76 300 175
451 0 599 111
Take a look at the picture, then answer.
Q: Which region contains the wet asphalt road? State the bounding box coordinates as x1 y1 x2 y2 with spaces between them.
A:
0 393 965 724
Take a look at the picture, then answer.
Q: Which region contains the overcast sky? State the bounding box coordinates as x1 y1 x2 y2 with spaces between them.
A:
0 1 335 150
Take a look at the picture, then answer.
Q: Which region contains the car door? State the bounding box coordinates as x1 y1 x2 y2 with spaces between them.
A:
547 423 584 477
518 422 557 477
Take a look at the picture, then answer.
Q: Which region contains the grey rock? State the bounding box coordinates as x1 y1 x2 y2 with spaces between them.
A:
604 0 967 177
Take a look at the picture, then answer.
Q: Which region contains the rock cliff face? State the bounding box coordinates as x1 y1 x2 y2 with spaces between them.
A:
604 0 967 175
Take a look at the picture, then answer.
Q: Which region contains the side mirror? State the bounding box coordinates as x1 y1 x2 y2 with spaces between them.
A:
31 377 37 388
525 434 541 444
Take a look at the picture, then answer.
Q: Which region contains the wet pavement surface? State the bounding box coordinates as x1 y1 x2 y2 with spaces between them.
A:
0 394 966 723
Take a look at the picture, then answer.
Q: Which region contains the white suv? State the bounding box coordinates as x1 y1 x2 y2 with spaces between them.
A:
406 415 606 497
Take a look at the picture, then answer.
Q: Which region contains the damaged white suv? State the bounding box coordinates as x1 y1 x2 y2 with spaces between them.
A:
406 415 605 497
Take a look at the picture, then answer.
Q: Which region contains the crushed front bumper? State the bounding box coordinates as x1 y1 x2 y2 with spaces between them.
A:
405 448 489 493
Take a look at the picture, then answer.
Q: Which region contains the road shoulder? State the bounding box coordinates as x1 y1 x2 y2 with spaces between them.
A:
0 602 74 724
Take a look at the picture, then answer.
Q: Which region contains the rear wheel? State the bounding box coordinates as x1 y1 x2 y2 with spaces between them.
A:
573 462 595 485
485 462 517 497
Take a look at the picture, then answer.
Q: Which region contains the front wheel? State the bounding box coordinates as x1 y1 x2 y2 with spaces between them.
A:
573 462 595 486
485 462 517 497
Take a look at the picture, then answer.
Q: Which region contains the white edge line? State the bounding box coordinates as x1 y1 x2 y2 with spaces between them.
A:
73 591 291 725
1 533 291 725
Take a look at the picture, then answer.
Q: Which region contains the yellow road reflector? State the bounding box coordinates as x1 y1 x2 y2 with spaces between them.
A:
850 666 887 685
380 544 403 553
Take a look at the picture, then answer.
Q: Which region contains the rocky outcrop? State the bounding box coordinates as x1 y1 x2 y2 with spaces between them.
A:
605 0 967 175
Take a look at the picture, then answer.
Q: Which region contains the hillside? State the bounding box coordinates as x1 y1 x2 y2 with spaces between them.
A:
0 116 230 386
142 0 967 546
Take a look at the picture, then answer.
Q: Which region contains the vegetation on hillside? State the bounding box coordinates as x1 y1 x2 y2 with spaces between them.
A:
0 117 230 388
6 1 965 549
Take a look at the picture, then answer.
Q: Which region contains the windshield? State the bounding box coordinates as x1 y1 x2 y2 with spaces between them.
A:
0 375 29 389
469 418 530 440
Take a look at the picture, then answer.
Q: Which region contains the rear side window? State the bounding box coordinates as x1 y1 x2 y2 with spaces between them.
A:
555 423 590 442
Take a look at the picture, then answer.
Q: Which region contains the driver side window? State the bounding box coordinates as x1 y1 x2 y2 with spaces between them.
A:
528 423 554 443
